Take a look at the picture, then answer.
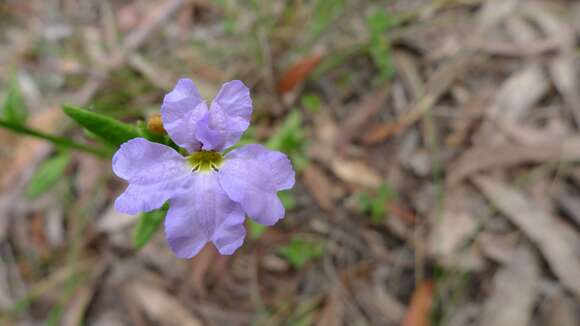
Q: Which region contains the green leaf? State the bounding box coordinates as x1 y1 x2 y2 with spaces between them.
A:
248 220 267 240
368 10 396 33
279 237 325 269
266 110 302 150
2 79 27 125
279 190 296 210
367 11 396 81
133 208 167 249
26 153 71 199
301 94 321 113
223 16 237 35
266 110 309 172
62 105 141 148
357 182 397 224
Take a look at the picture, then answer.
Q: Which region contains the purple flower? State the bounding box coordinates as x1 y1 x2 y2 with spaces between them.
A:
112 79 295 258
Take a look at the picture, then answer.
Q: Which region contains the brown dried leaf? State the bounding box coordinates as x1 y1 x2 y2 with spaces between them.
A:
524 2 575 49
126 280 203 326
393 50 424 99
447 136 580 186
550 56 580 125
331 158 382 189
505 15 540 44
473 176 580 299
388 202 418 225
496 119 568 146
445 93 488 147
316 289 344 326
310 109 339 164
479 38 559 57
30 213 49 257
302 164 336 211
480 245 538 326
340 83 390 144
540 290 578 326
477 0 521 31
276 54 322 95
401 280 434 326
477 232 519 265
488 65 548 122
428 187 483 270
352 279 405 325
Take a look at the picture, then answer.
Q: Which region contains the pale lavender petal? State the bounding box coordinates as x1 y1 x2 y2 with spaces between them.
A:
164 172 246 258
195 80 252 151
218 144 295 226
115 182 185 215
211 211 246 255
194 112 221 150
112 138 191 215
161 78 208 152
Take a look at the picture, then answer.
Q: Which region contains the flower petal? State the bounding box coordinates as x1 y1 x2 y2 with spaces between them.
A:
195 80 252 151
218 144 295 225
164 172 246 258
161 78 208 152
112 138 191 214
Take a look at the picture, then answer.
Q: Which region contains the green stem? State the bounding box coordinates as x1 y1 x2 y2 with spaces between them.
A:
0 120 111 158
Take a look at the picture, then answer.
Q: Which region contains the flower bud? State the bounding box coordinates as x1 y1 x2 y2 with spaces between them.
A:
147 113 166 135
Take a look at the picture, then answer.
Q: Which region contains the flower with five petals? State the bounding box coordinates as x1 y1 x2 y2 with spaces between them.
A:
112 79 295 258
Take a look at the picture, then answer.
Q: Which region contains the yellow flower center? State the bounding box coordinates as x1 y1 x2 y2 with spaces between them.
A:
187 151 224 172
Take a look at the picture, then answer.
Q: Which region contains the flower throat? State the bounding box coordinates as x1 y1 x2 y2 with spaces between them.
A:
187 151 224 172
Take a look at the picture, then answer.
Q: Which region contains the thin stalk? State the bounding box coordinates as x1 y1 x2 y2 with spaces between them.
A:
0 120 111 158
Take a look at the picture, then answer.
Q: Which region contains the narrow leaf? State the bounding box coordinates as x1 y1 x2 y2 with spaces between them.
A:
26 153 71 199
2 79 27 125
133 208 166 249
402 280 435 326
62 105 141 148
276 54 322 95
0 120 110 158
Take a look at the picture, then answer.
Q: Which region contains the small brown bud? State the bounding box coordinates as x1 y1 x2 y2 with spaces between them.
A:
147 113 166 135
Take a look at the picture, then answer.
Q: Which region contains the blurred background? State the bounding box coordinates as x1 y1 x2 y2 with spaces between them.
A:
1 0 580 325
